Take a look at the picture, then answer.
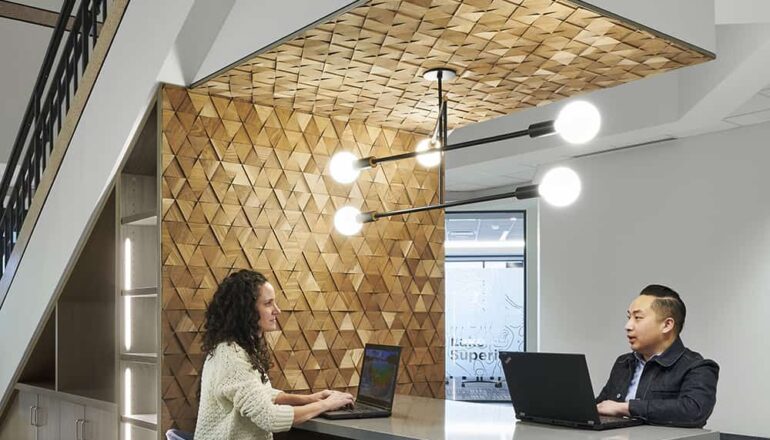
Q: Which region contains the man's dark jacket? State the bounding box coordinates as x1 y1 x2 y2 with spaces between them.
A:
595 338 719 428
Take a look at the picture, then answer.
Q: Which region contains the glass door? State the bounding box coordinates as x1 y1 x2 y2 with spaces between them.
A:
445 211 526 401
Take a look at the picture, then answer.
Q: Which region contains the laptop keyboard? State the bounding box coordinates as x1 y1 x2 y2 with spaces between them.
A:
341 403 381 413
599 415 631 424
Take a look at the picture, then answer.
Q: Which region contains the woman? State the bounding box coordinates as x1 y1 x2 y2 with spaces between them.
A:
194 270 354 440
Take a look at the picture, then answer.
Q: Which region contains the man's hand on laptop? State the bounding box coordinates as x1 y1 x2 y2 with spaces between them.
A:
596 400 630 417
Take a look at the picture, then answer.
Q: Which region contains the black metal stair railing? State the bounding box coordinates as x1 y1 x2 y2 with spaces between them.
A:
0 0 109 278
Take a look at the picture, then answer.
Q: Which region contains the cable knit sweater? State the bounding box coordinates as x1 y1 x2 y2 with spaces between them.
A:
194 342 294 440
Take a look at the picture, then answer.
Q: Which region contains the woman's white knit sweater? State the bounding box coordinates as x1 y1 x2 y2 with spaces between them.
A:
194 342 294 440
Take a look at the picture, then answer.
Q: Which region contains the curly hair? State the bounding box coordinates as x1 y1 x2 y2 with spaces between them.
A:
201 269 273 383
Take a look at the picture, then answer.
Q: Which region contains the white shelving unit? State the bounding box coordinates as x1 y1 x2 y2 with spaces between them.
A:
117 104 160 439
4 190 118 440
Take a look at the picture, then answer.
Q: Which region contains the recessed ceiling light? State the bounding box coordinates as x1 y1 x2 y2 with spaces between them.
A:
448 231 475 236
445 240 525 249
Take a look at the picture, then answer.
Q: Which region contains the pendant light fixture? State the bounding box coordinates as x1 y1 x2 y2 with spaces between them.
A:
538 166 582 207
328 99 601 185
330 65 600 236
333 166 583 236
415 68 454 169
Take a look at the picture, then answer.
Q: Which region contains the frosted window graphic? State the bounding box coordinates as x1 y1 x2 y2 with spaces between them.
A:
444 212 525 401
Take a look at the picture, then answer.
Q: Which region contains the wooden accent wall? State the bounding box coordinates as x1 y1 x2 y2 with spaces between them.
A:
160 85 445 431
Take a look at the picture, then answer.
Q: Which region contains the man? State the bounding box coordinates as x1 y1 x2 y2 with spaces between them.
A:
595 285 719 428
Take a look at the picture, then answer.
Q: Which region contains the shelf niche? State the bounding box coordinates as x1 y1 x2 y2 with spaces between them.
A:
19 193 117 401
57 191 117 402
18 310 56 391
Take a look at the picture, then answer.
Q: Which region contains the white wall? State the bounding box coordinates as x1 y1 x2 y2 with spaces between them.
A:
11 0 64 12
0 18 51 162
586 0 715 52
157 0 236 85
539 122 770 436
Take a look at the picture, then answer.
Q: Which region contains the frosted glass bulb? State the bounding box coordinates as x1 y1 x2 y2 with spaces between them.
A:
415 138 442 168
555 101 601 144
334 206 364 235
539 167 581 207
329 152 361 184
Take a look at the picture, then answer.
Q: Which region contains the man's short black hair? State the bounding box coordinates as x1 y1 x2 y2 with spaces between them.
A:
640 284 686 335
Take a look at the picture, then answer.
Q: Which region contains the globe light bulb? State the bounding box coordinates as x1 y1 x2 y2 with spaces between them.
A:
334 206 364 235
554 101 601 144
415 138 442 168
329 152 361 184
538 167 581 207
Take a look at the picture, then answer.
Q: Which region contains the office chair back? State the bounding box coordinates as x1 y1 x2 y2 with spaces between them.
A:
165 429 194 440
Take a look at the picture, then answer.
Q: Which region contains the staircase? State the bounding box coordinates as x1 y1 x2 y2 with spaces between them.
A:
0 0 112 297
0 0 198 416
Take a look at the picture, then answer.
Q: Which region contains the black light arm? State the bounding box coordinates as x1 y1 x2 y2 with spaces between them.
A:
357 120 556 168
358 184 539 223
431 101 448 143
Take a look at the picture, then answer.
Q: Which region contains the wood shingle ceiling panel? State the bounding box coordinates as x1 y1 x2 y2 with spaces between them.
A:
196 0 713 134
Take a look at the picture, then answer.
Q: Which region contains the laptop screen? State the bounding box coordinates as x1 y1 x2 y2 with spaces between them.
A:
357 344 401 408
499 352 601 425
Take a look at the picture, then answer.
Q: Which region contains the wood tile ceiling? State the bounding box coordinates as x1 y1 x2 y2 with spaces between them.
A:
196 0 714 134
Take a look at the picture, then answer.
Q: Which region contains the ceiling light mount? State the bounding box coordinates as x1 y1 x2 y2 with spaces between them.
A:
423 67 457 82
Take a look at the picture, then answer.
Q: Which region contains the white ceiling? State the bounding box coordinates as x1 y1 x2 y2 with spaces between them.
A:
446 212 526 257
723 85 770 127
446 214 524 242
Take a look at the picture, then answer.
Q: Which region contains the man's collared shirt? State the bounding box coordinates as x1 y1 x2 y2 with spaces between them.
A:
625 352 657 401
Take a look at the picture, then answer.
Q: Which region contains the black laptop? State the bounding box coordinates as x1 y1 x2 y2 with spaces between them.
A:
499 352 642 430
321 344 401 420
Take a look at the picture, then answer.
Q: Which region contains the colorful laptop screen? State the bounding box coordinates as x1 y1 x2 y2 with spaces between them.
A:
358 345 400 406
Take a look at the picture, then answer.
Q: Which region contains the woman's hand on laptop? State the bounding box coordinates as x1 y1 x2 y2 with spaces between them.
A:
321 391 355 411
597 400 630 417
310 390 354 402
309 389 334 402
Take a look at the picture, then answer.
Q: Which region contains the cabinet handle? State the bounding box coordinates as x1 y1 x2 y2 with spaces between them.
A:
76 418 85 440
29 405 35 426
30 406 41 427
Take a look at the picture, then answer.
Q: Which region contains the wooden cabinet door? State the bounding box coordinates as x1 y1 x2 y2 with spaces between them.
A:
83 405 116 440
0 391 37 440
57 400 83 440
35 394 60 440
